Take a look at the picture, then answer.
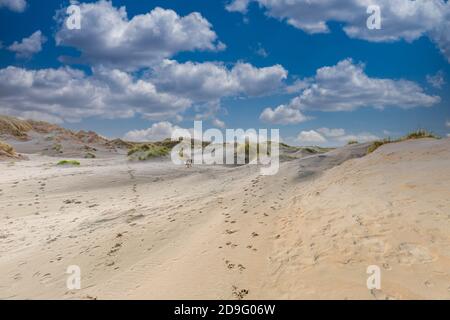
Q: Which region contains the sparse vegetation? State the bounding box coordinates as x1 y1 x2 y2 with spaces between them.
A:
347 140 358 145
128 144 171 161
84 152 96 159
0 140 17 158
403 129 438 140
57 160 80 166
367 130 439 154
0 115 32 139
303 147 319 154
52 143 63 153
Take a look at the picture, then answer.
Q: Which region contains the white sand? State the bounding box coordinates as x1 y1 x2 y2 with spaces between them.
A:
0 138 449 299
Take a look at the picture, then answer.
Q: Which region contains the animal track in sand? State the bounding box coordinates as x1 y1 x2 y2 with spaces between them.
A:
232 286 249 300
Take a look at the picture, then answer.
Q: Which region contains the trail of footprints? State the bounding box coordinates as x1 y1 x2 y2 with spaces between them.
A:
219 175 289 299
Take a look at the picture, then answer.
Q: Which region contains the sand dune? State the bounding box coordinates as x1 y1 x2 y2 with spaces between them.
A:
0 138 449 300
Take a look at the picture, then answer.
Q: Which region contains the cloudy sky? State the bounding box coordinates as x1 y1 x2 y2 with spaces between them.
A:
0 0 449 146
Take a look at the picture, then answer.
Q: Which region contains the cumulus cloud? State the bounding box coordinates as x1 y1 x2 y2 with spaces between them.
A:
225 0 250 13
260 105 309 125
151 60 288 101
0 59 286 124
55 1 224 70
226 0 450 62
0 66 191 123
297 130 326 143
446 120 450 128
263 59 440 121
124 121 182 142
426 70 446 89
0 0 26 12
296 127 379 146
335 132 380 143
8 30 46 59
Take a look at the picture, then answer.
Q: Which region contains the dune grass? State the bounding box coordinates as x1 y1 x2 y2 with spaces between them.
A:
0 115 32 138
127 144 170 160
367 130 439 154
0 140 14 154
57 160 80 166
347 140 358 145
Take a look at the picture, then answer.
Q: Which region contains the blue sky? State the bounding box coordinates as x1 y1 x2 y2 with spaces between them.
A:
0 0 449 146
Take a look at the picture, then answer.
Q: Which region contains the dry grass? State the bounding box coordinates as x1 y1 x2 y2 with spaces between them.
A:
0 115 33 139
128 144 171 160
0 140 16 157
367 130 439 154
57 160 81 166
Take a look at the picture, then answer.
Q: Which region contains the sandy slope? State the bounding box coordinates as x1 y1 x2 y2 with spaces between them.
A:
0 139 449 299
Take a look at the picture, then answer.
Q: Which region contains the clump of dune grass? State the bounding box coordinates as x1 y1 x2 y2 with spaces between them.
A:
84 152 96 159
367 130 439 154
367 139 390 154
0 115 32 139
0 140 15 156
128 144 170 161
402 129 438 140
57 160 80 166
347 140 358 145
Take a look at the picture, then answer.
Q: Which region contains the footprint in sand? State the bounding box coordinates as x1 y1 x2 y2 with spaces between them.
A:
232 286 249 300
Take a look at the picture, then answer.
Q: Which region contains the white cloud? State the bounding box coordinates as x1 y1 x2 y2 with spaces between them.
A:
335 132 380 143
270 59 439 114
226 0 250 13
124 121 181 142
297 130 326 143
0 59 286 124
317 127 346 138
426 70 446 89
151 60 288 101
446 120 450 128
232 62 287 96
212 118 226 128
0 66 191 123
255 43 268 57
8 30 46 59
226 0 450 62
260 105 309 125
55 1 224 70
0 0 26 12
296 127 379 146
285 79 309 93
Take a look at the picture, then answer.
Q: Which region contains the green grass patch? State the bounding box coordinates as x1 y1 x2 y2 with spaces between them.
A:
57 160 80 166
128 144 170 160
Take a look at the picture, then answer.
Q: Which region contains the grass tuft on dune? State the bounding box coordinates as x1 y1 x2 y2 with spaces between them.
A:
128 144 170 161
367 130 439 154
0 140 17 158
57 160 81 166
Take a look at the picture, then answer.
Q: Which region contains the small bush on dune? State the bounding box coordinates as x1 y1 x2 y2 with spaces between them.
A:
57 160 80 166
347 140 358 145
